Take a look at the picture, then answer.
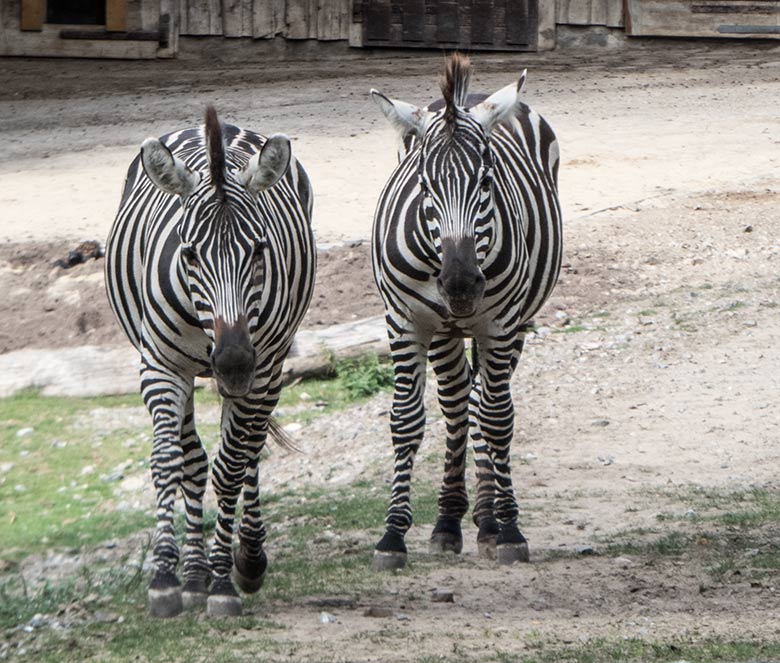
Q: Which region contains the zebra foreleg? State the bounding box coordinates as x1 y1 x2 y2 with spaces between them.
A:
429 336 471 555
232 454 268 594
372 334 429 571
476 344 529 565
207 442 248 617
142 371 189 618
180 391 210 610
470 389 500 559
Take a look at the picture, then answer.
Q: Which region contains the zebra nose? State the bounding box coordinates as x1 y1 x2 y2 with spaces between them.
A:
212 318 255 398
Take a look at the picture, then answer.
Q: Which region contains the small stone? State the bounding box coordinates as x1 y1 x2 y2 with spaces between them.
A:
93 610 120 623
597 455 615 466
80 465 95 476
16 427 34 438
575 545 595 556
431 588 455 603
743 225 753 232
284 423 303 434
0 462 14 474
743 320 757 328
29 613 46 629
299 392 311 402
396 613 411 621
319 611 337 624
363 606 393 618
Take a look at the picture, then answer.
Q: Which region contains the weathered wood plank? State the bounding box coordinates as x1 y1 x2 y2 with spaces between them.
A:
0 26 160 56
626 0 779 38
253 0 285 37
20 0 43 31
285 0 310 38
106 0 129 31
182 0 223 35
556 0 624 27
318 0 350 39
222 0 253 36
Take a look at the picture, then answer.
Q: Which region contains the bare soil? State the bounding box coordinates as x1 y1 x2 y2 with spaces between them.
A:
1 41 780 661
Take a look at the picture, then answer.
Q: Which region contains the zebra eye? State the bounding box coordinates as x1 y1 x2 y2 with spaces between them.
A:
181 244 198 265
480 175 492 191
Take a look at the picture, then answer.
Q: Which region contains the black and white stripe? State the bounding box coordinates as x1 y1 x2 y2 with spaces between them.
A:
105 106 315 616
369 55 562 568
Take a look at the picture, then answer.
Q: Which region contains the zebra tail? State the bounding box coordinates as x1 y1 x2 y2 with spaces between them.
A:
268 416 304 454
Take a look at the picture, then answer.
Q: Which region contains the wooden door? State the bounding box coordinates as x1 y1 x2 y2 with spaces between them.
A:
358 0 539 50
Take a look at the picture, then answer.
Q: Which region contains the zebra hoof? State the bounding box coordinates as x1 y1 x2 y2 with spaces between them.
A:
496 542 530 565
232 563 265 594
477 536 497 560
371 550 407 571
232 547 267 595
207 594 243 618
181 577 209 611
429 531 463 555
148 586 183 618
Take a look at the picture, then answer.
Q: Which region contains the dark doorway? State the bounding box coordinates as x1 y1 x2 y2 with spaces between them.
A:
357 0 538 50
46 0 106 25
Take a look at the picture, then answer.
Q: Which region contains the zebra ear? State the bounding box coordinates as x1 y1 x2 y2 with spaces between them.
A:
240 134 291 195
470 70 527 135
141 138 200 198
370 89 433 139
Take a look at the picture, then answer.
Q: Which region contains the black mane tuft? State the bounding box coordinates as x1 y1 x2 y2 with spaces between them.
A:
439 53 472 132
205 105 226 199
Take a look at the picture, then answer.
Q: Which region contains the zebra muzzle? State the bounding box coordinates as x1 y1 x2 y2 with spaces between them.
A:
437 237 486 318
212 318 256 398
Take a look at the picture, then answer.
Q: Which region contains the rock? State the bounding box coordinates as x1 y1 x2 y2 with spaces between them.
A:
92 610 120 623
16 427 33 437
363 606 393 618
319 611 337 624
80 465 95 476
0 462 14 474
396 613 411 621
431 589 455 603
575 545 596 556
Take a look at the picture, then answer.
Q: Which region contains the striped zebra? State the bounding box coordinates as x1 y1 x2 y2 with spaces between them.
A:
105 106 316 617
369 54 562 569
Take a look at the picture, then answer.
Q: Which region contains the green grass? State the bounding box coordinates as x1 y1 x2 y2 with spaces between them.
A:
0 390 156 563
601 486 780 582
0 357 395 564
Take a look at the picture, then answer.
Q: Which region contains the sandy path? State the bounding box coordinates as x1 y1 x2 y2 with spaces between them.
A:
1 45 778 244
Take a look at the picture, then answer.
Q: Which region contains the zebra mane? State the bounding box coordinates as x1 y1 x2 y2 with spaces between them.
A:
439 53 472 133
205 105 226 200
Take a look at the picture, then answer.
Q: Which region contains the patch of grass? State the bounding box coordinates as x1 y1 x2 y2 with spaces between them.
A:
0 390 159 563
336 353 394 399
274 354 393 425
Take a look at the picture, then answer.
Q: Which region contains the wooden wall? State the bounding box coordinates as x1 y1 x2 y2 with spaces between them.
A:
179 0 351 39
556 0 624 27
626 0 779 39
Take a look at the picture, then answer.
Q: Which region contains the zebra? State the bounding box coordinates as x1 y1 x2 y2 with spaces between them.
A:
104 106 316 617
369 54 562 570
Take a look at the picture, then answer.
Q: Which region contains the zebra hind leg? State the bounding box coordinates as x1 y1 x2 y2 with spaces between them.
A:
429 336 471 556
180 393 211 610
469 358 500 559
143 374 188 618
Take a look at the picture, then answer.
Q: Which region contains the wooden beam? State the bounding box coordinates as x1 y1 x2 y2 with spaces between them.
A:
20 0 44 31
106 0 128 31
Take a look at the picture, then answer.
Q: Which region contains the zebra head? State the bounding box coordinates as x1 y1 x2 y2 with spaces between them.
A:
140 106 292 398
371 55 527 318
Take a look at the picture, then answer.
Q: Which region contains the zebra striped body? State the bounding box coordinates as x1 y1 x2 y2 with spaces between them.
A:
105 109 315 616
370 56 562 568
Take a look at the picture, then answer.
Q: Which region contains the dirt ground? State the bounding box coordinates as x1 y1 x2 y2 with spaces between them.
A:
1 41 780 660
